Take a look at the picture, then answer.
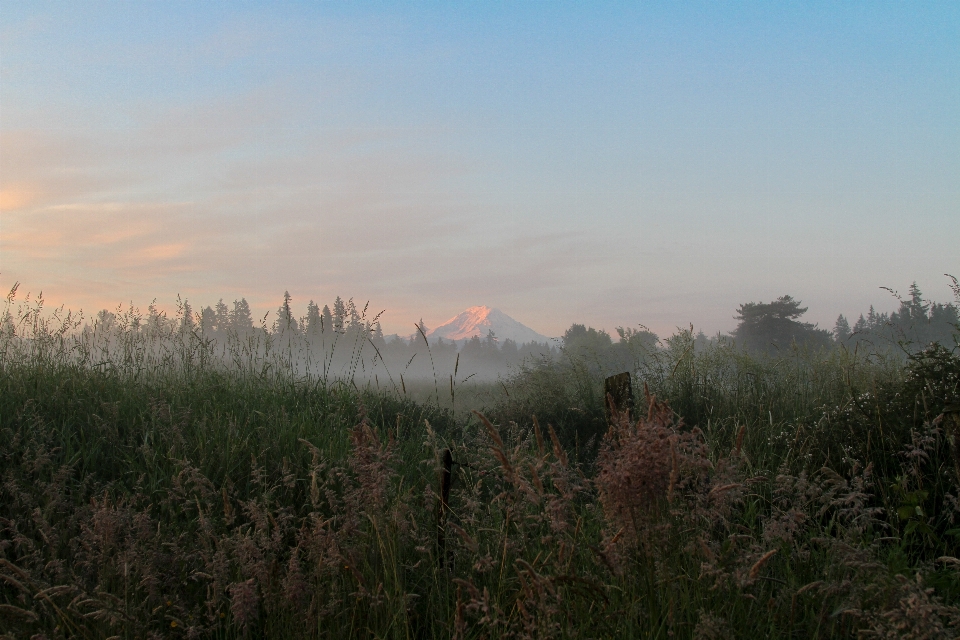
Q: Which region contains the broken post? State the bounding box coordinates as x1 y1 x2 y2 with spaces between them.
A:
604 371 634 425
943 399 960 482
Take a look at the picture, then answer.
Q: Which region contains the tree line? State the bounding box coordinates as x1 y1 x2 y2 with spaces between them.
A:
82 279 957 383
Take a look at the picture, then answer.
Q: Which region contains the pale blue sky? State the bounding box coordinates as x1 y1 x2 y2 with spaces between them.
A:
2 2 957 337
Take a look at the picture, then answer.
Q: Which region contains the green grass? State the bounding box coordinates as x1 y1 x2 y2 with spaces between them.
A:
2 297 960 638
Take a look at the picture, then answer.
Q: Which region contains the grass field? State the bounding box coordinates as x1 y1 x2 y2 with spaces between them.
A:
2 294 960 638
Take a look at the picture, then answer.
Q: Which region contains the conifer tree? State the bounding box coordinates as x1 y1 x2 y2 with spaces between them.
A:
833 314 851 343
214 299 230 331
347 298 361 329
322 305 333 334
333 297 346 333
180 299 194 330
232 298 253 330
200 306 216 334
276 291 297 334
305 300 322 334
732 295 831 352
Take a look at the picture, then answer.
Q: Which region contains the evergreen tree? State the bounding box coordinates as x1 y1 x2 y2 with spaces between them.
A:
732 295 831 353
905 282 929 323
347 298 361 329
276 291 297 334
853 314 868 334
333 297 346 333
200 306 216 334
180 299 194 330
370 321 385 348
305 300 322 335
461 334 484 359
501 338 519 362
414 319 429 344
214 299 230 332
833 314 852 343
322 305 333 334
232 299 253 330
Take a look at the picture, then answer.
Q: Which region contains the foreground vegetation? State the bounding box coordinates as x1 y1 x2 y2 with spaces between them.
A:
2 290 960 638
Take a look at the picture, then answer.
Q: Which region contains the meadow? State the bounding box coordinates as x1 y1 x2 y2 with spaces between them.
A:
2 289 960 638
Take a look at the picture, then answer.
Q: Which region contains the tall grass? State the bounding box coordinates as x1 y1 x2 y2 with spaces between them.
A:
2 289 960 638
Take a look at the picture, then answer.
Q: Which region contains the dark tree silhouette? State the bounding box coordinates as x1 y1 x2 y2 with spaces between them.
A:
732 295 831 352
833 314 852 343
333 297 346 333
275 291 297 334
214 299 230 332
305 300 322 335
321 305 333 334
232 298 253 330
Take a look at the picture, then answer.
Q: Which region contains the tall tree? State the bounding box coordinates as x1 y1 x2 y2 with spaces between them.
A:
347 298 361 329
214 299 230 332
305 300 322 335
732 295 831 352
180 299 194 330
276 291 297 334
322 305 333 334
414 319 429 344
333 297 346 333
563 323 613 354
200 306 216 334
232 298 253 330
833 315 852 343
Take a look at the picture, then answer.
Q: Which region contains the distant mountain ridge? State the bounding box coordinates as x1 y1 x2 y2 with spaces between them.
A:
427 306 551 345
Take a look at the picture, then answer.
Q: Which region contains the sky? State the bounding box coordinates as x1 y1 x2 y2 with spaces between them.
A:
1 2 958 339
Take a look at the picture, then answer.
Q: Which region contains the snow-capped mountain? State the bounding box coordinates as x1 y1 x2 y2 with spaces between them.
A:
427 306 551 346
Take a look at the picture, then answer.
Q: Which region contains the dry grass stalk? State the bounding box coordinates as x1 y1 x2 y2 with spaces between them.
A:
747 549 778 582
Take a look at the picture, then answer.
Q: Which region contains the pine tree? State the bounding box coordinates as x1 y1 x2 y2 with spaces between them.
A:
214 299 230 332
180 299 194 330
732 295 831 352
333 297 346 333
853 314 868 334
906 282 929 322
305 300 322 334
347 298 361 329
414 319 429 344
370 321 385 348
276 291 297 334
322 305 333 334
200 306 216 334
833 314 852 343
232 299 253 330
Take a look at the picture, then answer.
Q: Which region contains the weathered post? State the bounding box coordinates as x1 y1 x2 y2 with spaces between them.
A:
604 371 634 425
436 448 454 567
942 399 960 482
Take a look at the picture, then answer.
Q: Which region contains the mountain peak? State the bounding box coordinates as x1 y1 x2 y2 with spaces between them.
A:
427 306 550 345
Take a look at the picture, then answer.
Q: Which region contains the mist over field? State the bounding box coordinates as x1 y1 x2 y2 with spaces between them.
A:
9 276 956 389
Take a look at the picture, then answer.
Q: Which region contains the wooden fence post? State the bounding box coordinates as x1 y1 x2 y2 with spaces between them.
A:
604 371 634 425
943 400 960 482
